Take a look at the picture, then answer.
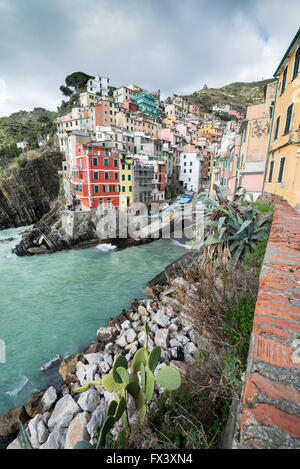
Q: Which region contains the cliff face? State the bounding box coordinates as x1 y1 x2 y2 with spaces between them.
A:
0 152 63 230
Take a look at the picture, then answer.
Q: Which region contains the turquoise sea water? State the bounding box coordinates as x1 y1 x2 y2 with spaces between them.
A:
0 226 186 417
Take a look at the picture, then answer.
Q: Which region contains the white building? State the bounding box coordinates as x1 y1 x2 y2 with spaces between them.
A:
212 104 231 114
179 152 203 192
87 75 109 96
113 86 136 103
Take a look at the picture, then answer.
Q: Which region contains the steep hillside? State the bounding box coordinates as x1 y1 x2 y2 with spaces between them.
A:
0 151 63 230
0 108 57 150
183 79 275 113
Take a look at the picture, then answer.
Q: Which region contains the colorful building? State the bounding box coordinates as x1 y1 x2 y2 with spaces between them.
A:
120 154 133 210
239 81 276 200
263 28 300 209
94 99 118 126
73 143 120 209
134 91 158 118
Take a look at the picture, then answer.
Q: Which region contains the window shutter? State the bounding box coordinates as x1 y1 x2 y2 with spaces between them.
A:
278 158 285 183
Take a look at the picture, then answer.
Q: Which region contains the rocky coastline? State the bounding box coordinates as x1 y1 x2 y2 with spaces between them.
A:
0 260 203 450
0 152 63 231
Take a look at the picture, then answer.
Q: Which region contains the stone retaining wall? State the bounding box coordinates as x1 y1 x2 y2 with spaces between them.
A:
237 198 300 448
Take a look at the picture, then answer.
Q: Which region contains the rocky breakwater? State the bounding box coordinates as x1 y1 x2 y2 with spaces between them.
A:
0 151 63 230
13 205 155 256
2 276 203 449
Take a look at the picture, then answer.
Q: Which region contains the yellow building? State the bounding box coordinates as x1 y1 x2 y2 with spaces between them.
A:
120 154 133 210
200 123 214 136
163 116 176 129
263 28 300 209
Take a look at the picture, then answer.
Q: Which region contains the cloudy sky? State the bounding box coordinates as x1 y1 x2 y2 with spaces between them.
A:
0 0 299 117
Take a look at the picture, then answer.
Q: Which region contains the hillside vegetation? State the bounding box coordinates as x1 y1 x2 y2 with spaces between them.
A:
183 79 275 113
0 108 57 153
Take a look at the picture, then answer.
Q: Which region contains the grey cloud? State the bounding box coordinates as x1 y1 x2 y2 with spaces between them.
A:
0 0 299 116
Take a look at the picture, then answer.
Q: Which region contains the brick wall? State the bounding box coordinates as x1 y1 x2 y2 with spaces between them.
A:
237 198 300 449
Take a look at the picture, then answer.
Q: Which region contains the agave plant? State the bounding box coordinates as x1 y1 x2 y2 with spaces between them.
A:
199 185 272 266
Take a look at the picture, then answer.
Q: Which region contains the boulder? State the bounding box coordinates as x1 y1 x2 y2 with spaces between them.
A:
37 418 50 445
126 328 137 344
65 411 90 449
40 427 68 449
0 405 29 440
103 353 113 366
59 353 82 382
28 414 44 448
6 434 22 450
47 395 80 432
40 386 57 413
177 334 189 346
86 400 108 438
184 342 198 356
121 320 130 330
78 388 101 413
138 305 148 316
115 335 127 348
154 329 169 349
83 353 103 366
96 327 113 343
99 361 110 374
25 390 46 418
152 311 170 328
76 362 97 386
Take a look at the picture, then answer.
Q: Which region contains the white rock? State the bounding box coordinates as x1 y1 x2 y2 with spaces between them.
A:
169 338 181 348
28 414 43 448
103 353 113 366
184 342 197 356
99 361 111 374
184 354 194 364
96 327 113 342
86 400 108 438
132 313 141 321
40 386 57 412
37 419 50 445
171 317 181 325
65 411 91 449
116 335 127 348
47 395 80 431
126 328 137 344
154 329 169 349
170 348 178 359
138 305 148 316
177 334 189 345
153 311 170 328
83 353 103 366
6 435 22 449
103 390 115 404
76 362 98 386
40 428 67 449
78 387 101 412
148 322 159 334
168 324 178 333
121 320 130 330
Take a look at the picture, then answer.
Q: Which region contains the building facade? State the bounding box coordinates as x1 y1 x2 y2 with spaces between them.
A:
263 28 300 209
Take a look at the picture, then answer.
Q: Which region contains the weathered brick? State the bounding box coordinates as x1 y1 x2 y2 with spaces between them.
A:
253 335 293 367
254 315 300 334
243 373 300 405
254 324 292 340
241 404 300 440
255 305 299 322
